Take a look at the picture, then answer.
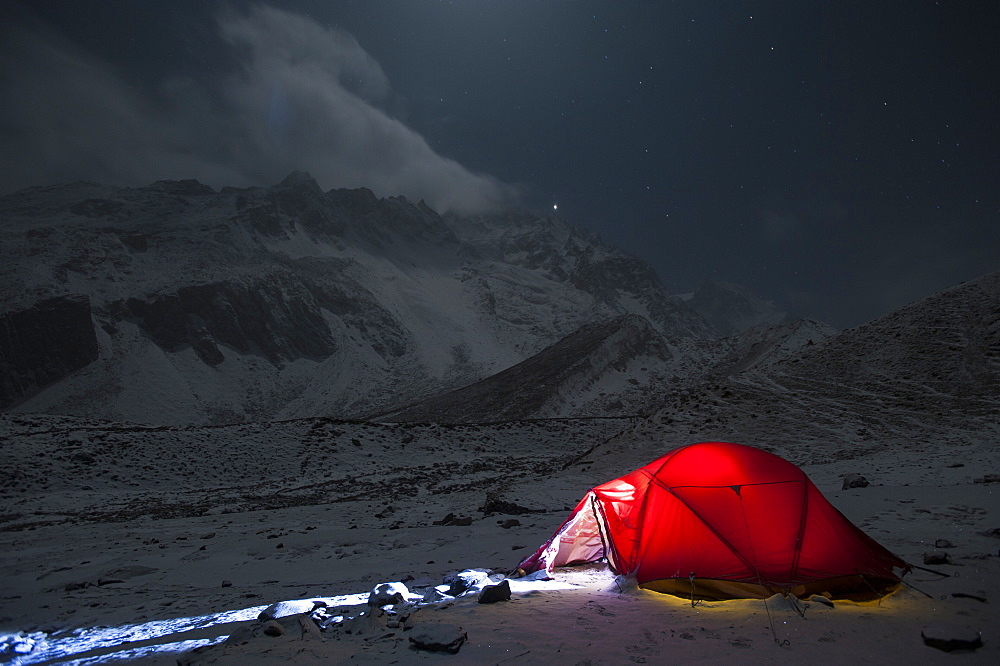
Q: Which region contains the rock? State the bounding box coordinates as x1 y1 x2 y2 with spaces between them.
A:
923 551 951 565
221 580 232 588
407 576 437 589
409 623 467 654
499 519 521 529
934 538 954 549
479 498 542 515
519 569 553 581
199 532 216 539
421 586 454 603
258 599 326 621
64 581 88 592
808 594 834 608
71 451 96 465
979 527 1000 538
1 631 44 655
97 578 123 586
261 620 284 637
433 512 473 526
340 609 391 636
445 569 490 596
367 582 409 607
478 579 512 604
973 474 1000 484
921 623 983 652
842 473 869 489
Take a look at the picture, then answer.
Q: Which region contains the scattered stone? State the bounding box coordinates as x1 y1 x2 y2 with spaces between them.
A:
409 623 467 654
499 519 521 529
923 551 951 565
921 623 982 652
934 538 954 549
478 579 511 604
842 473 869 490
340 609 392 636
0 631 44 655
368 582 409 607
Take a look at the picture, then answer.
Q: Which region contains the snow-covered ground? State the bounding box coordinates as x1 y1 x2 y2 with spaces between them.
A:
2 413 996 664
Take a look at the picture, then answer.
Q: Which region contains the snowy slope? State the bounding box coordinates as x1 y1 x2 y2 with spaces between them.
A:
0 174 715 424
2 408 997 664
380 314 674 422
586 270 1000 471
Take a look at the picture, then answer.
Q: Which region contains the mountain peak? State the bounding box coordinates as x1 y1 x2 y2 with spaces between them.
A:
271 171 321 193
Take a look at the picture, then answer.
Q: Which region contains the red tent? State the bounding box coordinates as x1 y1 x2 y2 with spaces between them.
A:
518 442 909 600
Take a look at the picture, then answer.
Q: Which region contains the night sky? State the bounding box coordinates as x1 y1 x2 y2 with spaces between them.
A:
2 1 997 328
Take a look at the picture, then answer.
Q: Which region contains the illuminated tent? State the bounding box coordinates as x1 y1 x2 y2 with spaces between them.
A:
517 442 909 600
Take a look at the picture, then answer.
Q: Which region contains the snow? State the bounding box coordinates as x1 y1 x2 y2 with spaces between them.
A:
2 412 997 664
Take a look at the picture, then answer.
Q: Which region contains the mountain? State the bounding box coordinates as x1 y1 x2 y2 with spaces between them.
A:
0 173 716 424
682 280 788 336
582 270 1000 470
380 314 672 422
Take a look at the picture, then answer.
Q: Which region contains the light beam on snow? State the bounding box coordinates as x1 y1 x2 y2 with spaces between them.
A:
3 593 363 665
2 582 578 664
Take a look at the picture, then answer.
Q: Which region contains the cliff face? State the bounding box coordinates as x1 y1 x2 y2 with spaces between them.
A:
1 295 98 406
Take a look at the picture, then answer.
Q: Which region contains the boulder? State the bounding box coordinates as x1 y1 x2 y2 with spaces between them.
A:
842 473 869 490
367 582 409 607
445 569 490 596
409 623 467 653
258 599 326 621
923 551 951 565
921 623 982 652
478 579 512 604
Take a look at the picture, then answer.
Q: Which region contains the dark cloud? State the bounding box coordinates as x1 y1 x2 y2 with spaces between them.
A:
0 4 514 214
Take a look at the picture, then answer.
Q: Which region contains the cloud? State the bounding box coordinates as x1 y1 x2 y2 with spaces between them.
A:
0 4 514 214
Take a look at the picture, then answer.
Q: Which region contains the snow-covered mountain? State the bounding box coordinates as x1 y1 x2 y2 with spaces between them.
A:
682 280 788 336
0 173 716 424
586 270 1000 471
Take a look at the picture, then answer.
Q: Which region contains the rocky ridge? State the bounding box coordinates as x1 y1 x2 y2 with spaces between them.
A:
0 173 716 424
